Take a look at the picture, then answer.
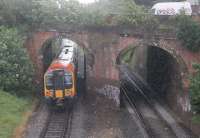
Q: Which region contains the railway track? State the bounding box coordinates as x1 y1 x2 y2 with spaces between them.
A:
40 106 73 138
120 86 152 138
120 65 193 138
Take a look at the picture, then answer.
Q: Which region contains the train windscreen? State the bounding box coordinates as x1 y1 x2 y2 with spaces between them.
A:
46 74 53 89
53 70 64 90
45 70 73 90
64 74 72 89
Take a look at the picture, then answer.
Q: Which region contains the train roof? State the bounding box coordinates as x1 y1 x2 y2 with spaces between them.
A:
45 38 78 72
58 47 74 61
61 38 77 47
48 46 75 70
57 38 77 62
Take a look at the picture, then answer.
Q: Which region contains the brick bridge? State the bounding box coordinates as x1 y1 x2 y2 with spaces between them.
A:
26 28 200 126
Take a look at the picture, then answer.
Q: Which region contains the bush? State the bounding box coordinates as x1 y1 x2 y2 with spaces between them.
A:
0 26 35 96
176 15 200 52
190 64 200 113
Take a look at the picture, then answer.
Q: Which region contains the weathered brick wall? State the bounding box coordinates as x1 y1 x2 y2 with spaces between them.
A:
25 30 200 91
26 31 58 85
25 30 200 89
25 30 200 127
25 31 138 87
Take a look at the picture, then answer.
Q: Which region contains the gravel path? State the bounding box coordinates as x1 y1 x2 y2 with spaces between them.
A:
24 103 49 138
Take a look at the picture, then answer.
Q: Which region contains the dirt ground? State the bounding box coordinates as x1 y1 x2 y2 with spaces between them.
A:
70 89 143 138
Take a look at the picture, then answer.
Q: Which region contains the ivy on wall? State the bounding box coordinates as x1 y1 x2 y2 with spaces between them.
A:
176 15 200 52
190 64 200 113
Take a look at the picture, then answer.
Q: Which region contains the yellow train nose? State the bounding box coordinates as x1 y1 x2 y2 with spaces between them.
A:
55 90 63 98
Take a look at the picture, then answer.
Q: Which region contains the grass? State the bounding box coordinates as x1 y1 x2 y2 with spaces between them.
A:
0 90 31 138
192 114 200 124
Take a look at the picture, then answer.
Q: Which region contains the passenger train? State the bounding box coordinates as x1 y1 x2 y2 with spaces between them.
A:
44 39 78 106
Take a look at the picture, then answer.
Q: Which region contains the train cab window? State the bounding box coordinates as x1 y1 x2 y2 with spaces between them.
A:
46 74 53 89
64 74 72 88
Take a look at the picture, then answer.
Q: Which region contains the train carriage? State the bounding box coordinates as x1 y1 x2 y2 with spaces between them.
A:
44 39 78 106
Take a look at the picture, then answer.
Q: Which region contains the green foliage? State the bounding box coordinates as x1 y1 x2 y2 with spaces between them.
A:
176 15 200 52
192 114 200 124
113 0 157 26
0 90 31 138
0 0 33 26
0 26 35 96
190 64 200 113
0 0 157 29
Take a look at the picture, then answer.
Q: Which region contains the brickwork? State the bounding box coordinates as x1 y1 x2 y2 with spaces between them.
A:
25 30 200 91
25 30 200 130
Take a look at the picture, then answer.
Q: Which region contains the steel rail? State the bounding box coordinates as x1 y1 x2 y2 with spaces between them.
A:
120 65 193 138
120 80 177 138
39 106 73 138
120 82 152 138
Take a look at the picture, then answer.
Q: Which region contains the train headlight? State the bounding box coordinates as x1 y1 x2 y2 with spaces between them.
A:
65 89 72 96
45 90 53 97
45 91 51 96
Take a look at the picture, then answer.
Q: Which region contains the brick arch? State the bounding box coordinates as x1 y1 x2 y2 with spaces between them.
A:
116 40 189 78
115 38 200 126
26 31 200 89
26 30 200 132
26 31 57 84
25 31 89 85
116 38 194 81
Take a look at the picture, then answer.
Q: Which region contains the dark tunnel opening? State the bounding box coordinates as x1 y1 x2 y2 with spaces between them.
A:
41 38 61 73
42 41 53 72
147 47 182 105
119 45 183 109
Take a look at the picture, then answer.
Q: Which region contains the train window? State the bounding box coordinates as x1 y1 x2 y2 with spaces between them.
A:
64 74 72 88
51 70 65 90
46 74 53 89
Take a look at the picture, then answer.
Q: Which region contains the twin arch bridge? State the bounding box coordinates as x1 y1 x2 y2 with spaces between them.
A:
25 27 200 125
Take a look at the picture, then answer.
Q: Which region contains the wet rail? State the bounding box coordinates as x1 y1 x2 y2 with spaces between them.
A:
39 106 73 138
120 84 152 138
119 65 193 138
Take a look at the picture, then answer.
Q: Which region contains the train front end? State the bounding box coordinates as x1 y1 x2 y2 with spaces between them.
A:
44 64 76 106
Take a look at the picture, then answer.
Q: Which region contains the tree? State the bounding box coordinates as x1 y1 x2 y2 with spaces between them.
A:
0 26 35 96
176 15 200 52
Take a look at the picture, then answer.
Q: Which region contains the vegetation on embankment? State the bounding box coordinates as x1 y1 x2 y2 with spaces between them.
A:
0 90 32 138
0 26 35 96
176 15 200 52
190 64 200 115
0 26 35 137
